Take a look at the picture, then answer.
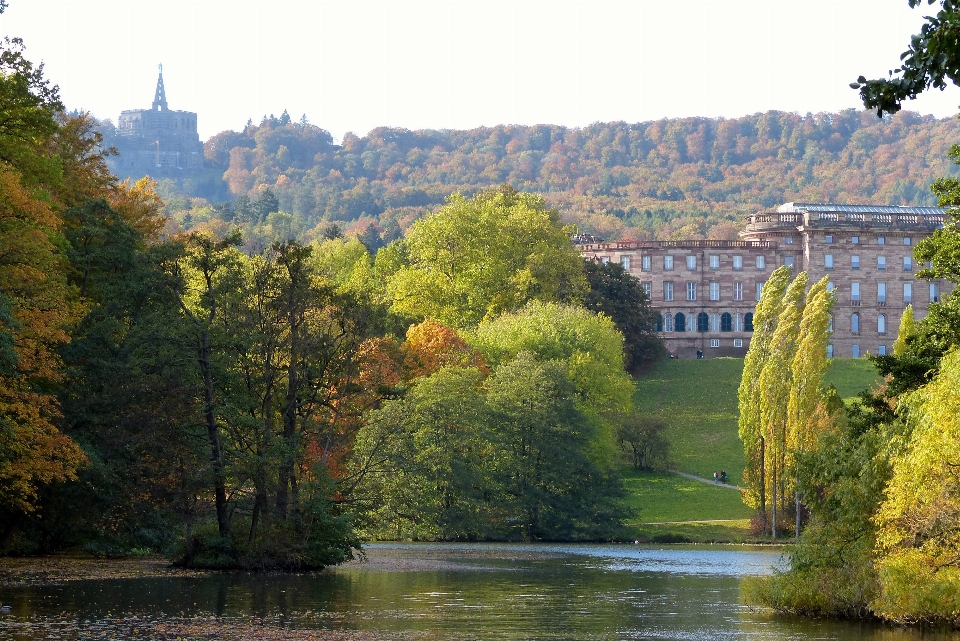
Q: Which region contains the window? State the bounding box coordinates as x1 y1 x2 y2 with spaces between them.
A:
931 283 940 303
851 255 860 270
734 282 743 301
710 314 720 332
744 312 754 331
904 237 912 246
697 312 709 332
710 282 720 301
656 314 663 332
733 255 743 271
826 281 835 292
903 256 912 271
687 282 697 301
878 345 887 355
721 312 733 332
641 282 651 298
734 314 743 332
825 235 834 243
601 256 609 264
663 282 674 301
756 282 764 301
785 236 794 244
851 313 860 334
851 282 861 302
664 313 674 332
784 256 794 267
642 255 651 271
709 255 720 269
878 282 886 303
756 255 766 270
825 254 834 269
852 236 860 244
878 256 886 270
686 255 697 270
664 255 674 270
675 312 686 332
904 282 912 303
827 344 834 358
621 256 631 270
878 236 886 245
734 339 744 348
878 314 886 334
710 339 720 348
828 314 834 332
852 344 861 358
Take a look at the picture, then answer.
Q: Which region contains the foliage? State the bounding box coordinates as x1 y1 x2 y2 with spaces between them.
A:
382 185 587 327
157 110 960 245
582 259 665 373
852 1 960 117
893 304 915 356
617 415 670 471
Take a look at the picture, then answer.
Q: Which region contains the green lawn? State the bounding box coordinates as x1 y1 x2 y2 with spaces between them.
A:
623 356 881 542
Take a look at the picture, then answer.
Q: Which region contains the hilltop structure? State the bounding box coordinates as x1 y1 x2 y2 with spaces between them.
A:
579 202 953 359
111 66 203 177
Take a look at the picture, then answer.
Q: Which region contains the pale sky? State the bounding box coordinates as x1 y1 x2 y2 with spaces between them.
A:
6 0 960 141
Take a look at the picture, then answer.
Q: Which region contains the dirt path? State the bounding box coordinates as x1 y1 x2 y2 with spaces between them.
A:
669 469 742 491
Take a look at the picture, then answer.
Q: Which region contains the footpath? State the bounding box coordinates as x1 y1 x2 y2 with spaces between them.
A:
669 469 742 491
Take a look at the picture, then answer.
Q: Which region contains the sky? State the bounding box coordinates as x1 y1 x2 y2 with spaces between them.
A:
6 0 960 141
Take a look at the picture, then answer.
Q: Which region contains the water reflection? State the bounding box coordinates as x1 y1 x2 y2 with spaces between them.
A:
0 544 954 640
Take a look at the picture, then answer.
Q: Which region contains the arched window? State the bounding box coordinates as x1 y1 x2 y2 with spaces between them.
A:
656 314 663 332
734 313 743 332
664 313 674 332
675 312 686 333
851 313 860 334
711 313 720 332
721 312 733 332
744 312 754 332
878 313 886 334
828 314 834 332
697 312 709 332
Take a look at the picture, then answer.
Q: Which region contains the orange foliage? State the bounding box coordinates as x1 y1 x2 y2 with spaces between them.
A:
401 320 487 380
107 177 168 243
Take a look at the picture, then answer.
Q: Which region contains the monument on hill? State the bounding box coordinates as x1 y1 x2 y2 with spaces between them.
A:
111 65 203 177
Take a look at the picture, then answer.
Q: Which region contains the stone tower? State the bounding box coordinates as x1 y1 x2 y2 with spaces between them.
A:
113 66 203 177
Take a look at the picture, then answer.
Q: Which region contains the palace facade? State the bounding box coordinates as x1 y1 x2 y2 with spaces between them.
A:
578 202 952 359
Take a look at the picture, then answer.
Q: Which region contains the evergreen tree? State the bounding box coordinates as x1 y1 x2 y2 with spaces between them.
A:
892 304 915 356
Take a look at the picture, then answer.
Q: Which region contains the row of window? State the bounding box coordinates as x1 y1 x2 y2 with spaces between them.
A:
612 255 769 272
646 281 765 302
823 235 911 245
827 345 889 358
834 282 939 304
656 312 755 333
825 255 915 271
847 313 889 334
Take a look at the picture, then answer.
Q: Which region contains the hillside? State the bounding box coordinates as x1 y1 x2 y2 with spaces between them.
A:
99 110 960 248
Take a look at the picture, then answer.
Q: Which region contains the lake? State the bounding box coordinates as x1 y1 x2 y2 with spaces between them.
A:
0 543 953 640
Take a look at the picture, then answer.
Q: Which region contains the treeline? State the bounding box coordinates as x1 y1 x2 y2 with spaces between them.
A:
1 39 665 566
99 109 960 247
745 146 960 625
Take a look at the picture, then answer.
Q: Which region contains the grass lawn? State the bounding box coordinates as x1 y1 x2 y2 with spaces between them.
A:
624 356 881 542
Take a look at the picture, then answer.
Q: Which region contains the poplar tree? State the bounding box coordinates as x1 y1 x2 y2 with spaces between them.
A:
738 266 791 534
758 272 808 538
786 277 835 537
892 304 915 356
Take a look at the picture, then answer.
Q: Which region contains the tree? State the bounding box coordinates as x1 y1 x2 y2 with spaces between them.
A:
852 1 960 116
617 415 670 471
893 304 916 355
382 185 588 328
582 259 665 373
738 266 791 534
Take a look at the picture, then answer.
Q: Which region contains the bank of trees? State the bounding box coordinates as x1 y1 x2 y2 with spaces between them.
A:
0 36 661 562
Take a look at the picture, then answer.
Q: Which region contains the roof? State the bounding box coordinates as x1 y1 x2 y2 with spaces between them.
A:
777 202 946 216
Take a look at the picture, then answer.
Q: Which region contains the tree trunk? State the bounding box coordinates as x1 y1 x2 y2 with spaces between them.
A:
200 332 230 540
759 436 767 535
771 461 777 539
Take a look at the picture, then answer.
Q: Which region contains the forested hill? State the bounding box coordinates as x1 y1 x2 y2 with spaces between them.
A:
137 109 960 244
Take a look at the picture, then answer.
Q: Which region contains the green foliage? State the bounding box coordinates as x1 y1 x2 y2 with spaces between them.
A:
893 304 916 356
582 259 665 373
383 186 588 327
852 1 960 117
617 415 670 471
